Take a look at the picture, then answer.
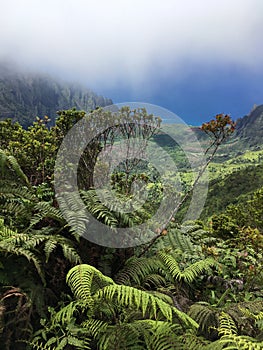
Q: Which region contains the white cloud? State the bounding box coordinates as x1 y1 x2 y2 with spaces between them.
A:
1 0 263 89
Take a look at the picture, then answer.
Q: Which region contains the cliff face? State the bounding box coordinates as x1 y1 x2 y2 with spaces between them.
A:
234 105 263 148
0 63 112 126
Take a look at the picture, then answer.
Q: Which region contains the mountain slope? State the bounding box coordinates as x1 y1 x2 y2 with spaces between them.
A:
234 104 263 148
200 163 263 219
0 63 112 126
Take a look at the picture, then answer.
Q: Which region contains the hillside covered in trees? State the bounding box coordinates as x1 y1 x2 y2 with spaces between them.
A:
0 91 263 349
0 63 112 127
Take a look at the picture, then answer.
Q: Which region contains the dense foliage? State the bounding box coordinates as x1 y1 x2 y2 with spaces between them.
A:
0 108 262 349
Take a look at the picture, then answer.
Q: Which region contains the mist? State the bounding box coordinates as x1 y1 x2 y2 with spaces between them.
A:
1 0 263 122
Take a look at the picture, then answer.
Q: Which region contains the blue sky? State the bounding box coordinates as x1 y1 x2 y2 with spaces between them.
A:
1 0 263 125
99 63 263 125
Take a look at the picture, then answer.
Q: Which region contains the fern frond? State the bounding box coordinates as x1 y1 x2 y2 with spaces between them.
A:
181 332 223 350
30 201 65 227
56 192 89 237
220 334 263 350
115 256 164 286
218 312 237 337
43 238 58 262
0 181 34 199
0 149 30 186
51 300 84 326
95 284 198 328
143 274 167 289
58 239 81 265
188 302 219 339
0 180 35 222
66 264 114 304
81 190 119 227
239 307 263 322
81 319 109 338
204 311 263 350
141 320 182 350
167 228 197 255
0 238 44 283
158 250 216 283
97 322 145 350
226 301 263 335
30 340 54 350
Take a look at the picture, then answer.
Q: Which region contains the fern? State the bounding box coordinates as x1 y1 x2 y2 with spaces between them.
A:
158 250 216 283
0 221 45 282
0 149 30 186
181 331 224 350
141 320 182 349
226 301 263 337
56 191 90 238
30 341 54 350
97 322 145 350
51 300 81 326
115 256 165 286
81 319 109 339
35 263 198 350
0 219 81 285
81 189 141 228
218 312 237 336
96 284 174 321
0 180 35 226
239 306 263 324
67 264 114 300
93 271 196 328
188 302 219 340
30 201 65 227
218 312 263 350
167 228 197 255
220 335 263 350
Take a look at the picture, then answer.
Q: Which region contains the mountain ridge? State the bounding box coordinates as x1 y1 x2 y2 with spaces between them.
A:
0 63 112 126
234 104 263 148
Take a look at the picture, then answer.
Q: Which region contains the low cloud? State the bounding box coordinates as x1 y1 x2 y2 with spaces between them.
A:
1 0 263 92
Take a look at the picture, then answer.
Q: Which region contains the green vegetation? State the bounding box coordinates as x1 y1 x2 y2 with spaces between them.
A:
0 63 112 127
0 105 263 350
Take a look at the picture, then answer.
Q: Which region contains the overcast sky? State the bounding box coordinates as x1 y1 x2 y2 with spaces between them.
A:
1 0 263 124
